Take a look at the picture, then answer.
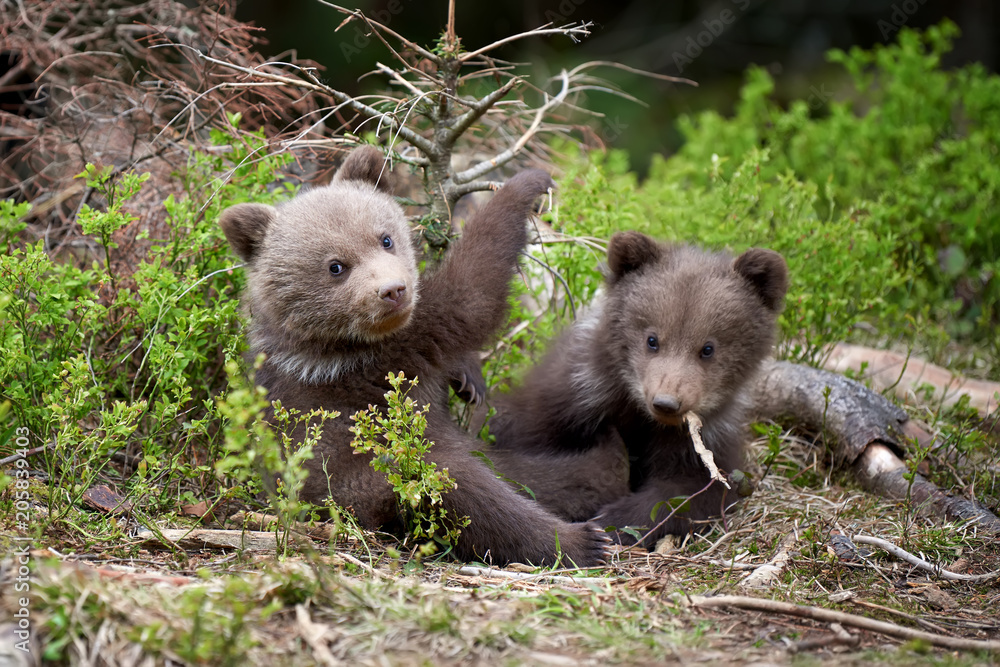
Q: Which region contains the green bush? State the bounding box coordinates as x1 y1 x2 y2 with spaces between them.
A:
671 20 999 348
350 372 469 554
516 21 998 373
3 22 996 545
0 121 296 528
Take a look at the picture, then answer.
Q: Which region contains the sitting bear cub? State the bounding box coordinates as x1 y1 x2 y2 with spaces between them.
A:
489 231 789 545
219 146 608 566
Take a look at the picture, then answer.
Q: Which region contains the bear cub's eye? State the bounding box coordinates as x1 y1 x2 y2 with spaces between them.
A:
646 335 659 351
381 235 393 249
329 262 345 276
699 343 714 359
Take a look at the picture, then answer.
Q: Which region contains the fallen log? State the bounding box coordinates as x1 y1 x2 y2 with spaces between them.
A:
824 342 1000 417
752 360 1000 534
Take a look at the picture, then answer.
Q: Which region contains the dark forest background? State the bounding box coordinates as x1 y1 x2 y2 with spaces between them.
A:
234 0 999 172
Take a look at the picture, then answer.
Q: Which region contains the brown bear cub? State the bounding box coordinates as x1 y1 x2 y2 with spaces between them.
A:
489 231 789 545
219 146 608 566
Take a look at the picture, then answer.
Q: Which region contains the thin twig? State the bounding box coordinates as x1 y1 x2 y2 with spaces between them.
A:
520 251 577 320
318 1 440 66
444 78 520 145
460 22 594 62
687 595 1000 651
0 442 56 466
852 534 1000 582
566 59 698 87
374 62 424 98
338 552 391 580
452 70 570 185
175 46 436 156
458 566 614 586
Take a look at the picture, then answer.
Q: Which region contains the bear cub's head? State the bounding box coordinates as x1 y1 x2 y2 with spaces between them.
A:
219 146 417 347
604 231 789 426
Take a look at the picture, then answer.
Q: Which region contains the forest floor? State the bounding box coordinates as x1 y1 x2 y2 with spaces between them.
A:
3 433 998 666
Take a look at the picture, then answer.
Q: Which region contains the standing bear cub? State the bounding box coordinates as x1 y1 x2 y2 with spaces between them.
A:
489 231 789 545
219 146 608 566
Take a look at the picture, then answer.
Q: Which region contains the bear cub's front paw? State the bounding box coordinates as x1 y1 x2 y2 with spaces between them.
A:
559 521 613 567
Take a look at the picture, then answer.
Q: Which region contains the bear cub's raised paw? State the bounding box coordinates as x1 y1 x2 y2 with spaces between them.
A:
219 146 603 566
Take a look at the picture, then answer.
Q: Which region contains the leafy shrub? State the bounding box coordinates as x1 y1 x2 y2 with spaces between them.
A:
0 121 296 527
509 21 998 375
3 21 996 549
351 373 469 554
671 20 999 348
214 358 336 551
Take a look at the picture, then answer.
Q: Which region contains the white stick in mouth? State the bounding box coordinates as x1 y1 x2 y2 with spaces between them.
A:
684 412 731 489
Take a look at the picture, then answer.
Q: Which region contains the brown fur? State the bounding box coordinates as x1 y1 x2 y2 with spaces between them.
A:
219 146 608 566
490 231 789 545
485 425 631 522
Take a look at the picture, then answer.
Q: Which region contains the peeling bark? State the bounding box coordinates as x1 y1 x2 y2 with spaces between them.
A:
752 360 1000 534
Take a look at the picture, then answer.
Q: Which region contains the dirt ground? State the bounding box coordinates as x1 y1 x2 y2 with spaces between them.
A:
3 433 998 666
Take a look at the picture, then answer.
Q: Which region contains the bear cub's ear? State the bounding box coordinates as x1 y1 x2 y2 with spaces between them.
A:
219 203 276 263
733 248 789 312
333 145 393 193
606 231 662 284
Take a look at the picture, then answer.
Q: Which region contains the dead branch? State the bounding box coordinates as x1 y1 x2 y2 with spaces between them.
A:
174 2 696 234
229 510 338 542
444 78 520 147
849 598 953 634
338 552 391 580
752 360 1000 534
182 50 436 157
138 527 279 552
452 71 571 186
0 441 55 466
319 1 440 68
457 566 614 586
686 595 1000 651
851 534 1000 582
459 23 595 62
1 0 331 264
753 359 909 466
565 60 698 87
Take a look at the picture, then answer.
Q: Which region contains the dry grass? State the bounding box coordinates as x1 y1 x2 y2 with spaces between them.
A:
3 431 998 666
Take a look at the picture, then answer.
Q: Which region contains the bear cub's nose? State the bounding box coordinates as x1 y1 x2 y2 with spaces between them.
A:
379 281 406 305
652 394 682 417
